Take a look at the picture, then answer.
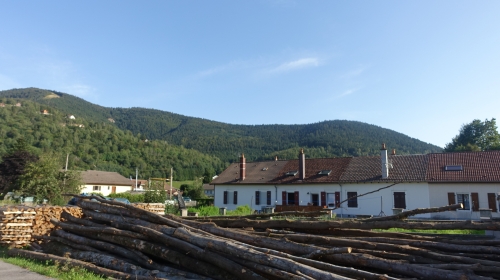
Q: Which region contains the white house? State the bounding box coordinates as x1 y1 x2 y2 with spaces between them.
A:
80 170 132 196
211 147 500 220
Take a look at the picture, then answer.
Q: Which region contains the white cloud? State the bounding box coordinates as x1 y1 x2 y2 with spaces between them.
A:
268 57 319 74
337 87 361 98
339 65 369 80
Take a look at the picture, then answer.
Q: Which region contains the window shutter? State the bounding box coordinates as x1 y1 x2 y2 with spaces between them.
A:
233 191 238 205
267 191 272 205
255 191 260 205
321 192 326 207
223 191 228 204
282 191 287 205
294 191 299 206
488 193 498 212
471 193 479 212
335 192 340 208
447 192 456 205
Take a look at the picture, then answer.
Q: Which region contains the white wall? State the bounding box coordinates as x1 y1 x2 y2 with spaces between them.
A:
81 184 132 196
214 182 431 218
214 185 277 211
429 183 500 220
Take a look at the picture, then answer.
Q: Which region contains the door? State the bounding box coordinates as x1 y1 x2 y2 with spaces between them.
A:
112 186 116 194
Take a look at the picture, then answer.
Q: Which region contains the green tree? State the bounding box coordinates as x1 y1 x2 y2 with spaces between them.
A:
17 153 82 205
144 180 166 203
444 118 500 152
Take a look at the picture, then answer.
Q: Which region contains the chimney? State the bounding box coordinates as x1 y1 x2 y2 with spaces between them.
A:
239 153 246 181
391 149 396 155
299 149 305 180
381 143 389 179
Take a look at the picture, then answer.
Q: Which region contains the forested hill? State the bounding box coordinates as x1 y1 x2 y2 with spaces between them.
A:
0 98 225 180
0 88 442 163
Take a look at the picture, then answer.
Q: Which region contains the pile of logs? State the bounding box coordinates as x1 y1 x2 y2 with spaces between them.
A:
32 206 83 237
132 203 165 214
0 206 36 247
8 197 500 279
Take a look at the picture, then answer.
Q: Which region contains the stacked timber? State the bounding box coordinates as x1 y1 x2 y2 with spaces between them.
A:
32 206 83 237
132 203 165 214
10 197 500 279
0 206 36 247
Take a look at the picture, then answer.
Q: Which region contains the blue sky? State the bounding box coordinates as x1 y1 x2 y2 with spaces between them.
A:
1 1 499 148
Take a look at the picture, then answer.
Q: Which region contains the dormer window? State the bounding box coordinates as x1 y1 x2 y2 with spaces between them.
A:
285 171 298 176
317 170 332 176
445 165 463 171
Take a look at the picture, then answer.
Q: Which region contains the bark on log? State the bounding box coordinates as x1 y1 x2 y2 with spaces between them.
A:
50 230 153 266
172 227 354 280
42 241 196 280
85 210 395 280
107 222 266 280
420 263 500 274
85 209 352 257
352 248 443 264
265 232 500 267
182 210 332 220
342 236 500 254
204 218 500 230
363 203 464 222
8 248 173 280
75 230 236 280
324 253 491 280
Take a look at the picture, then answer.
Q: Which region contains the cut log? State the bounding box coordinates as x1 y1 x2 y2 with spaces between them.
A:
363 204 463 222
42 241 195 280
172 227 351 280
203 217 500 230
8 248 172 280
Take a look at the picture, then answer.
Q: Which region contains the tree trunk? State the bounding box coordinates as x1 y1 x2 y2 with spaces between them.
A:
8 248 170 280
363 204 463 222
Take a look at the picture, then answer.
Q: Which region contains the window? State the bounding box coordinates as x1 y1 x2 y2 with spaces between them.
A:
255 191 261 205
393 192 406 209
327 193 336 208
347 192 358 208
93 186 101 191
457 194 470 210
233 191 238 205
287 192 296 205
445 165 463 171
311 194 319 206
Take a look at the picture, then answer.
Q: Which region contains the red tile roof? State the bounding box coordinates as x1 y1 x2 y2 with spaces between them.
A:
211 160 289 184
212 150 500 186
270 158 352 184
340 155 428 182
427 151 500 182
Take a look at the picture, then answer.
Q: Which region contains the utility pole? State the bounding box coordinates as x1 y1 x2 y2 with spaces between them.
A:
65 153 69 171
135 167 138 191
170 167 173 200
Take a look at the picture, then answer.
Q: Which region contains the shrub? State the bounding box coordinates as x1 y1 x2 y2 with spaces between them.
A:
196 205 220 216
228 205 252 216
108 192 144 203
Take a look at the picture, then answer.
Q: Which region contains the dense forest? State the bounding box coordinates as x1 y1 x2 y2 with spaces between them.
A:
0 88 442 165
0 98 224 180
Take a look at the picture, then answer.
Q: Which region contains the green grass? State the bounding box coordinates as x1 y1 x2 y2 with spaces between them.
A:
0 246 106 280
373 228 485 235
171 180 196 189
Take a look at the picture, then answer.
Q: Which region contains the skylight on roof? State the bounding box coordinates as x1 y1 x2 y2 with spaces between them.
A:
318 170 332 176
445 165 463 171
285 171 298 176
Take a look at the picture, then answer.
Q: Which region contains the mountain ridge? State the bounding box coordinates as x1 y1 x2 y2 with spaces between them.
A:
0 87 442 163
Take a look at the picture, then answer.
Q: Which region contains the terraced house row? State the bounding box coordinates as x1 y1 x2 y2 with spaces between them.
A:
211 144 500 220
